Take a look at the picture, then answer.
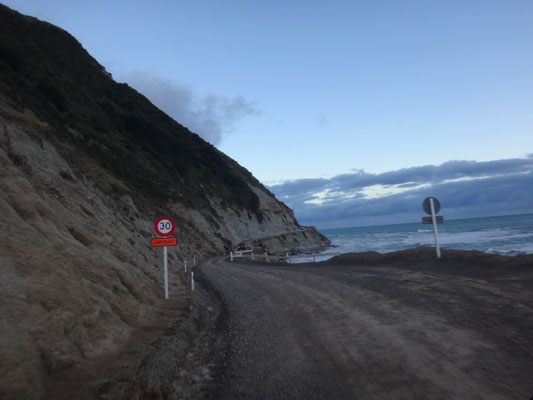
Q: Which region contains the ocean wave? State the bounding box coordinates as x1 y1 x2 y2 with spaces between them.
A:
323 214 533 255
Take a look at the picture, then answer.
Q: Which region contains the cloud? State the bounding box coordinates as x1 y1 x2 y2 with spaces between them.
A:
269 158 533 228
125 70 257 145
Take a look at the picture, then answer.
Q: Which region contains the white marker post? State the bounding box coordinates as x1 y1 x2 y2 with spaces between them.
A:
191 271 195 291
230 251 233 262
429 198 441 258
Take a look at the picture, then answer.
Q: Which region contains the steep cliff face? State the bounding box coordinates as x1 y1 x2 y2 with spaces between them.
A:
0 5 329 399
0 4 327 254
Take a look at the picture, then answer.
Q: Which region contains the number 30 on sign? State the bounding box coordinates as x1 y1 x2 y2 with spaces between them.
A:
154 216 175 237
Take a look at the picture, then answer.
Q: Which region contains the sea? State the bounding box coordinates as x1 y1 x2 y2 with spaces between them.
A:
318 213 533 257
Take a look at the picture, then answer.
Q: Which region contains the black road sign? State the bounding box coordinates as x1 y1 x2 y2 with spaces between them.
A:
423 197 441 215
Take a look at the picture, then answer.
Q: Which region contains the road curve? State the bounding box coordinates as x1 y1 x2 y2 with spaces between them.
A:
196 256 532 400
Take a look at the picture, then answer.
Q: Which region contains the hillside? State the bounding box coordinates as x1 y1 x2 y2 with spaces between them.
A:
0 5 329 399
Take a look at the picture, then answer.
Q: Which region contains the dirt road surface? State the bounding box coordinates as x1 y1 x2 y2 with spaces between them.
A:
195 250 533 400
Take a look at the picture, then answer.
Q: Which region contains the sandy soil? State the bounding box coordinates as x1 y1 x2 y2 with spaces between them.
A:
41 297 188 400
191 248 533 399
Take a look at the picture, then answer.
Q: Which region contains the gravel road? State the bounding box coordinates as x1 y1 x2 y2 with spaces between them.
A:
195 251 533 400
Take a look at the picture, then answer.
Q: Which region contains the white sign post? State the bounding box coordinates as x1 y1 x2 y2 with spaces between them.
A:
153 216 176 299
164 246 168 298
429 198 441 258
422 197 443 258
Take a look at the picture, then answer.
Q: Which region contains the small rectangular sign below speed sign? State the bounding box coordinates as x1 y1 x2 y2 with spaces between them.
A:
152 237 177 247
422 216 444 224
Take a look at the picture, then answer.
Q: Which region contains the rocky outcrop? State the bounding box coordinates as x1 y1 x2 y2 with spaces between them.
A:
248 226 329 255
205 185 329 255
0 5 329 399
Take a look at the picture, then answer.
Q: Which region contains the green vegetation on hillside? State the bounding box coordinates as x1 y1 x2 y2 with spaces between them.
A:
0 5 263 219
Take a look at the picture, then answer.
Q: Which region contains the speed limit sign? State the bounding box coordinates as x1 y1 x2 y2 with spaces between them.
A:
154 216 175 237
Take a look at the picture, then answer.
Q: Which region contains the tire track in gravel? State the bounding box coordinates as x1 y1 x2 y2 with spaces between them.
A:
197 256 533 400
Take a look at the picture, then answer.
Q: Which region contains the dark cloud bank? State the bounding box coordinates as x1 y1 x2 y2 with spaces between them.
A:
126 71 256 145
269 157 533 229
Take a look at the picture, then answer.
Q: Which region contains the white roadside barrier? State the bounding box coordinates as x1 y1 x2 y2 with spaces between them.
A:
231 252 341 263
230 249 254 262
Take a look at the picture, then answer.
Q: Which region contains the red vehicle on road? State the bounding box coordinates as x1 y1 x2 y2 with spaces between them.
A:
236 243 248 252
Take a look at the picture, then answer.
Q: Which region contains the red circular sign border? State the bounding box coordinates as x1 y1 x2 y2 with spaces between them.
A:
154 216 175 237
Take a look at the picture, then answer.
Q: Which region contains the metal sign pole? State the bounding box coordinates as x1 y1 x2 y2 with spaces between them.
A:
429 198 441 258
164 246 168 299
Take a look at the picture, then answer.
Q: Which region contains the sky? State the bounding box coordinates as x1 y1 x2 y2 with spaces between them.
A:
4 0 533 228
